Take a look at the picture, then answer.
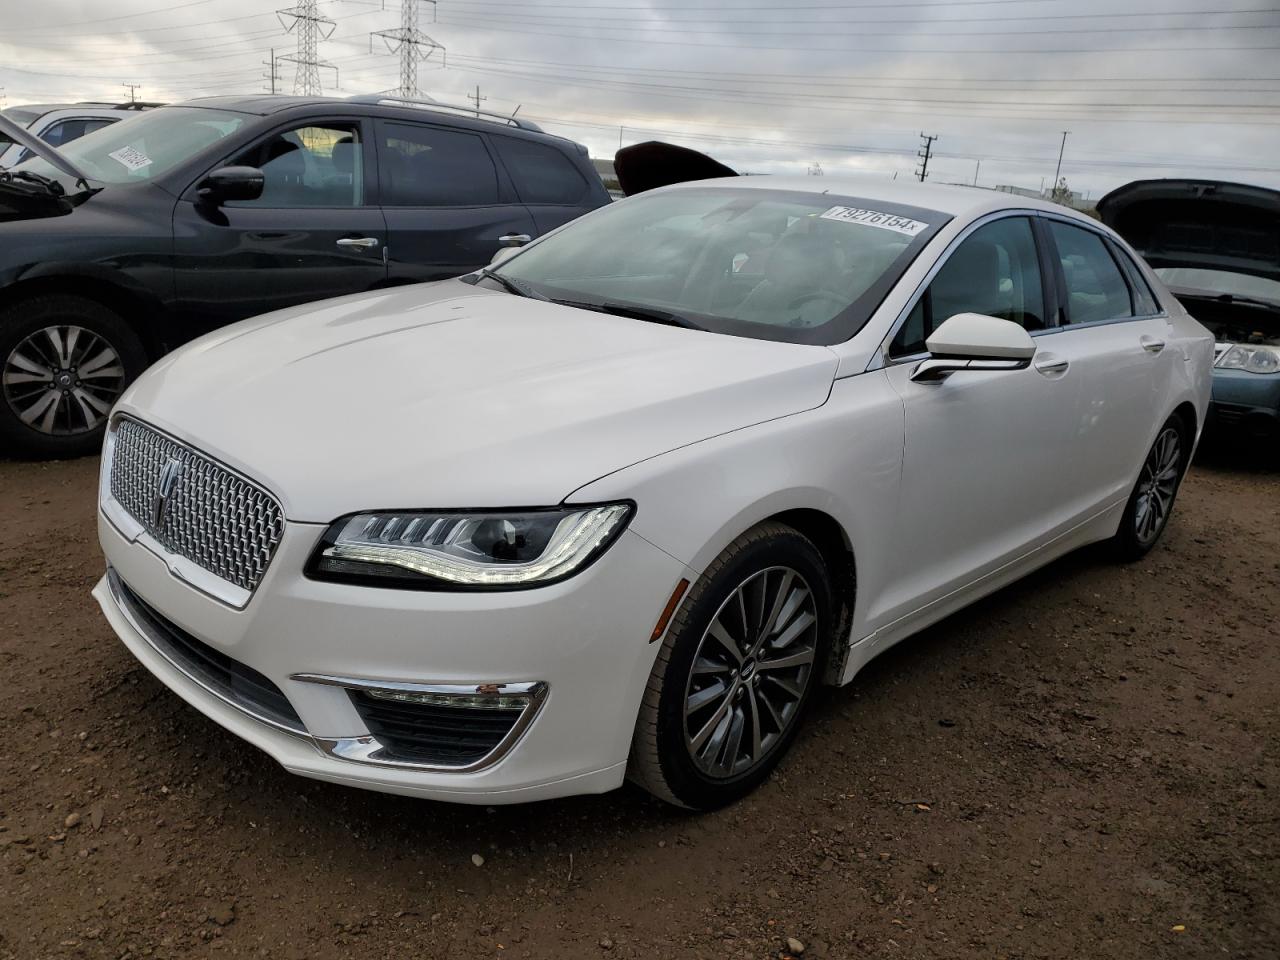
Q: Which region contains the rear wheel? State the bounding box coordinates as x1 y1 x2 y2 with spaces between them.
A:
629 522 832 810
0 296 147 459
1113 412 1189 560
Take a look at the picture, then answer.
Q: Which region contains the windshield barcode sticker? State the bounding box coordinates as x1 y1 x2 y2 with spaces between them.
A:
819 206 927 236
107 146 152 171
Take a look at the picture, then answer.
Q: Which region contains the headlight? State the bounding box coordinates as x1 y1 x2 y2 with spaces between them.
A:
306 504 632 589
1217 343 1280 374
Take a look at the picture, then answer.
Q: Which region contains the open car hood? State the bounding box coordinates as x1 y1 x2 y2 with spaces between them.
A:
1097 179 1280 283
614 140 737 196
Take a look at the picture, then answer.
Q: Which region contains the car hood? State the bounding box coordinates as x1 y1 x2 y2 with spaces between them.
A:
614 141 737 196
116 280 839 522
1097 179 1280 282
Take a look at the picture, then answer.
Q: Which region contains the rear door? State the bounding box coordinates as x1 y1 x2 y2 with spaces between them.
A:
172 117 388 336
375 119 537 283
490 133 600 234
1032 215 1176 504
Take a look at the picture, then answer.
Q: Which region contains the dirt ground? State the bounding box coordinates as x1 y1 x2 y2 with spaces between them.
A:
0 446 1276 960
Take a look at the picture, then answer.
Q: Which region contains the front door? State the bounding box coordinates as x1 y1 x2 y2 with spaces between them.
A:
172 119 388 339
870 215 1085 630
374 119 538 284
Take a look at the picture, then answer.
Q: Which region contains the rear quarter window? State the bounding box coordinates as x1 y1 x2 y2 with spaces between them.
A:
492 136 589 205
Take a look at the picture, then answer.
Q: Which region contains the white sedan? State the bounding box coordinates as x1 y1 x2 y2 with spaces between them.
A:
93 176 1212 809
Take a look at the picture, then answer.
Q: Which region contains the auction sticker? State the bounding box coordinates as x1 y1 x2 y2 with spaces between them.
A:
819 206 927 237
107 146 152 171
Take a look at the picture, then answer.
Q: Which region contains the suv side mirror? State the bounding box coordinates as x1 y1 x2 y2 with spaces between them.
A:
197 166 264 205
912 313 1036 383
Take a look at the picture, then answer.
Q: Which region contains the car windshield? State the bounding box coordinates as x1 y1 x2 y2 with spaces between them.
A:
491 186 948 345
1156 267 1280 306
12 106 248 185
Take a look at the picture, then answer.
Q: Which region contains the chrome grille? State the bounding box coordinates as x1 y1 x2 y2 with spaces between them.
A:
108 418 284 592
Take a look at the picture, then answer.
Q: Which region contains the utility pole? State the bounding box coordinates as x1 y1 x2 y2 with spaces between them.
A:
469 84 487 117
915 132 937 182
122 83 141 103
973 159 981 186
807 161 824 176
372 0 444 100
262 48 281 95
278 0 338 96
1052 130 1070 200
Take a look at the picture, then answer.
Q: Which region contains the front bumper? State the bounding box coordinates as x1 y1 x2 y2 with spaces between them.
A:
1210 368 1280 439
95 509 693 803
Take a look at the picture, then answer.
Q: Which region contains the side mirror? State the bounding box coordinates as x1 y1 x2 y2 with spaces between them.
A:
197 166 264 205
489 245 521 267
912 312 1036 383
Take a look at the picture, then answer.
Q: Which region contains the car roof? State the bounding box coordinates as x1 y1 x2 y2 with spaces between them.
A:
661 173 1093 222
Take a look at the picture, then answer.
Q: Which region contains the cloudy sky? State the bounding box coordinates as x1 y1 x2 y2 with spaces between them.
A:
2 0 1278 198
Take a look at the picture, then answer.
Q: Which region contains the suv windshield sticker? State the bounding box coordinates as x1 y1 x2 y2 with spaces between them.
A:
819 205 927 237
107 146 152 172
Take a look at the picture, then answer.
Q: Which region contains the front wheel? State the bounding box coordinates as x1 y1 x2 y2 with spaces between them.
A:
0 295 148 459
1113 413 1190 561
629 522 832 810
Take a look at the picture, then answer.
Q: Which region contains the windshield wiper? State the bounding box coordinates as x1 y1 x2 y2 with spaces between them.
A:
475 269 551 301
1209 293 1280 310
0 169 65 197
556 299 704 331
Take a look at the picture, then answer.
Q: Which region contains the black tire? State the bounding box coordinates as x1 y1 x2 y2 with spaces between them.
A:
0 295 148 459
1113 411 1191 561
629 522 832 810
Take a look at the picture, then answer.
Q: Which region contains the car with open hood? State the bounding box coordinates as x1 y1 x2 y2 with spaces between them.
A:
93 173 1212 809
0 101 160 170
0 95 607 459
1098 179 1280 443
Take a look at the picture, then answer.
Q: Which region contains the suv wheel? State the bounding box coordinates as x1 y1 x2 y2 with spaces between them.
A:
629 522 832 810
0 295 147 458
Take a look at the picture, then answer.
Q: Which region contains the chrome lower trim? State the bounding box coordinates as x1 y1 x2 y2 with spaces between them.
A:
106 568 307 738
294 674 549 773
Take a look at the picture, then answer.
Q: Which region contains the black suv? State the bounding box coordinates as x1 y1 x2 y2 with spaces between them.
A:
0 94 609 457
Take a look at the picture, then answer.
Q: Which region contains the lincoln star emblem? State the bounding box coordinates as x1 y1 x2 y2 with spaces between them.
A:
150 457 183 528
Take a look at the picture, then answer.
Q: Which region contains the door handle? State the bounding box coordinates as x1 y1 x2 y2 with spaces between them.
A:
336 237 379 249
1033 355 1070 376
498 233 532 247
1140 335 1166 353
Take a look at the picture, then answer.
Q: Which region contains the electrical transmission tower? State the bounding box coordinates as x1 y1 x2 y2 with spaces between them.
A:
278 0 338 96
372 0 445 99
916 132 938 182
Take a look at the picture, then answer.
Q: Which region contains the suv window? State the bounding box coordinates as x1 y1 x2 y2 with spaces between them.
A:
1048 221 1133 324
230 123 362 207
891 216 1045 356
492 136 587 204
378 122 499 206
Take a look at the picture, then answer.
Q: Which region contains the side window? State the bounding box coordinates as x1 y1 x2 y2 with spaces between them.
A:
491 136 588 205
230 123 363 207
1048 221 1134 325
378 122 499 206
1110 242 1161 316
890 217 1045 357
41 119 88 146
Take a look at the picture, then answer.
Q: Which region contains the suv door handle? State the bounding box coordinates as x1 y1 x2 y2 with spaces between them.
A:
498 233 532 247
336 237 379 249
1033 355 1070 376
1140 335 1166 353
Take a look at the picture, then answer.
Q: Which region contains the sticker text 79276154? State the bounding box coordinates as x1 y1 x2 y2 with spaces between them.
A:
818 206 927 237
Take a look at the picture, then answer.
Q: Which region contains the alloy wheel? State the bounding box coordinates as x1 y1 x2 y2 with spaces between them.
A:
1134 426 1182 545
683 566 818 778
2 325 124 436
